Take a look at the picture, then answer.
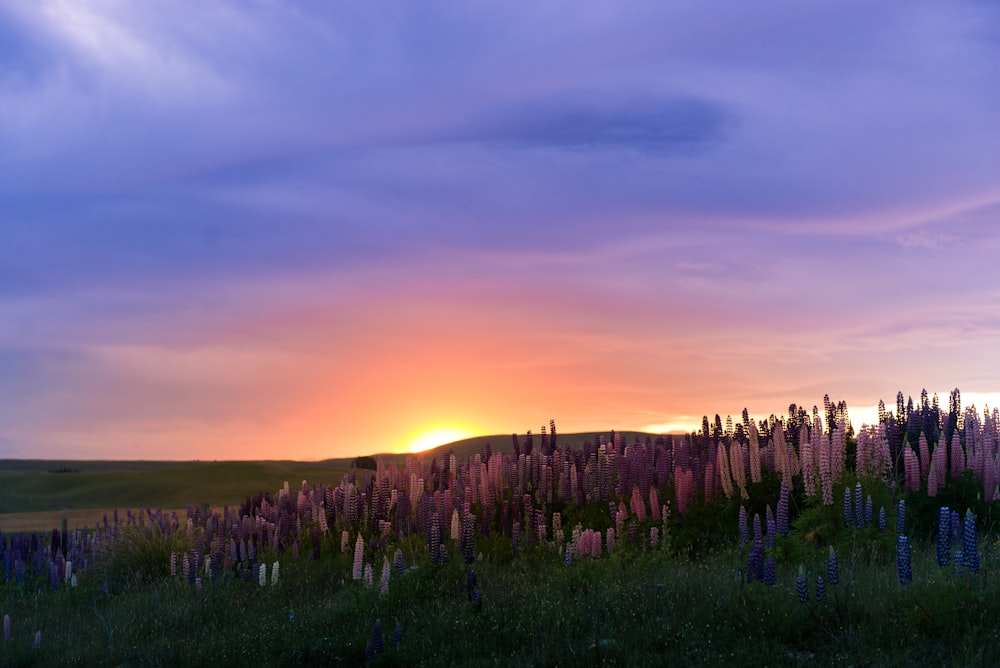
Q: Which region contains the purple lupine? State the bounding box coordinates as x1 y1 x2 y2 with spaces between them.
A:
765 506 777 550
842 487 852 528
738 506 749 544
864 495 873 527
33 630 41 650
962 509 979 574
763 555 776 586
796 565 808 602
777 483 790 536
393 548 405 573
3 614 9 641
878 506 887 532
897 535 912 585
815 575 826 602
747 539 763 584
896 500 906 535
827 546 839 585
854 482 864 528
936 506 951 566
565 544 574 567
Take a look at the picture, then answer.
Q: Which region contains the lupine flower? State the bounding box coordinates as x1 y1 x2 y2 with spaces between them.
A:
259 563 268 587
373 619 384 655
763 556 775 586
380 557 391 595
954 552 965 576
271 561 280 586
170 553 177 577
392 548 405 573
897 535 912 584
878 506 887 532
854 482 864 528
963 509 979 574
796 566 808 602
827 546 839 585
842 487 852 528
649 526 659 549
896 500 906 535
605 528 615 554
936 507 951 566
364 563 374 587
765 506 776 550
864 496 873 526
747 539 763 584
195 577 203 596
33 631 41 650
353 534 364 580
777 483 790 536
738 506 749 544
3 614 10 641
815 575 826 602
472 588 483 612
341 530 349 553
565 544 574 566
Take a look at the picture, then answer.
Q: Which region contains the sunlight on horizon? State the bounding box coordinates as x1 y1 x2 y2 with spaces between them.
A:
398 424 480 454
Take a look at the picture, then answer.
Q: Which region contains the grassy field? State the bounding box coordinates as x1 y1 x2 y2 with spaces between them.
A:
0 459 354 533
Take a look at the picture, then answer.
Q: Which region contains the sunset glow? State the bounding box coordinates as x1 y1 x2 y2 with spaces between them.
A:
399 425 480 454
2 3 999 460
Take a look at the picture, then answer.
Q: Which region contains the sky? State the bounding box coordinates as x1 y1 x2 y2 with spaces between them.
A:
2 1 1000 460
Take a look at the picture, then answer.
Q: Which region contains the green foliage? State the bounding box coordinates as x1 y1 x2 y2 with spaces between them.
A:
906 470 1000 541
101 524 193 589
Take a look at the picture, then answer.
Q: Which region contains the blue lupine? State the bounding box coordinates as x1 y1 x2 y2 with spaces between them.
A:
764 555 776 586
748 537 764 583
962 510 979 574
777 483 790 536
738 506 749 544
878 506 887 532
936 507 951 566
752 513 762 545
796 565 809 602
897 535 912 585
765 506 777 550
854 482 864 528
896 500 906 534
827 546 839 585
843 487 853 528
865 495 873 526
815 575 827 601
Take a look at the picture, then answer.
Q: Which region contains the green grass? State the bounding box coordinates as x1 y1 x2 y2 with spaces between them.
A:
0 460 354 515
5 536 1000 666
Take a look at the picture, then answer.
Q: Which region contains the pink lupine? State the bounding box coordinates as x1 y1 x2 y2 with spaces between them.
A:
951 433 965 481
927 464 938 498
903 446 920 493
341 530 349 553
590 531 602 558
650 526 659 549
649 488 661 521
630 485 647 523
729 442 747 498
170 553 177 577
353 534 365 580
717 446 734 498
818 437 833 505
606 527 615 553
918 435 930 483
749 424 762 484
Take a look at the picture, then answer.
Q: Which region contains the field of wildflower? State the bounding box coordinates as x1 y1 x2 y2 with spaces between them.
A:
4 395 1000 666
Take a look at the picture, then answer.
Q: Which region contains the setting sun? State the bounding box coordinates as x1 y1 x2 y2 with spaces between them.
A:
399 424 479 454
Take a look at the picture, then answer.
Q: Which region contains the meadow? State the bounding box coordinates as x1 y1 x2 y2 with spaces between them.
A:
4 406 1000 666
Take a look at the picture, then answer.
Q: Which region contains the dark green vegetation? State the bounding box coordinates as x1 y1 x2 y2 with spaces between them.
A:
3 532 1000 666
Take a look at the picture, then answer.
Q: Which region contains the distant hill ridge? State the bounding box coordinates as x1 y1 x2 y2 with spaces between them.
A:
356 430 678 465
